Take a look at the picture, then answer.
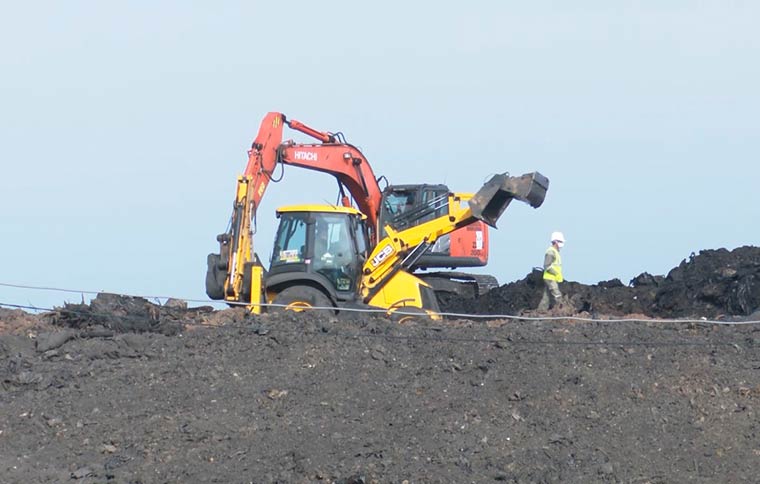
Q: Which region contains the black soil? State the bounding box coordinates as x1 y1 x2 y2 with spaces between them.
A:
2 246 760 483
440 246 760 320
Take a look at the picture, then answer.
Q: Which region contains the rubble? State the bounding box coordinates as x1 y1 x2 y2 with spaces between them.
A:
441 246 760 319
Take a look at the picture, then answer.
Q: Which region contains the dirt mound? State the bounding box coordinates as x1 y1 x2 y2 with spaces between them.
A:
441 246 760 319
2 246 760 482
654 246 760 317
3 310 760 482
48 293 197 336
0 308 46 335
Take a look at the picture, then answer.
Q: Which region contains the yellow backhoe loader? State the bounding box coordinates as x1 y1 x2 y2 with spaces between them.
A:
252 172 548 322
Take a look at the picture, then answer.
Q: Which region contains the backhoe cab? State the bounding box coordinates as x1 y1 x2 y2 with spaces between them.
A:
250 171 549 322
266 206 370 309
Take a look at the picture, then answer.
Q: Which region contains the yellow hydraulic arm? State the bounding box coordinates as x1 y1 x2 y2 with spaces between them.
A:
359 172 549 305
221 175 264 313
360 192 476 301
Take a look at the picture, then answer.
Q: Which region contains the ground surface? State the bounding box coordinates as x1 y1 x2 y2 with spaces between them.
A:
2 246 760 483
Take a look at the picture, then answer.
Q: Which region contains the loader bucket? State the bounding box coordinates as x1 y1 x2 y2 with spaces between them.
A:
468 172 549 228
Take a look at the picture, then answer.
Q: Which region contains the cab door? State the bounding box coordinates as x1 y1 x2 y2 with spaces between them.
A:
310 212 363 296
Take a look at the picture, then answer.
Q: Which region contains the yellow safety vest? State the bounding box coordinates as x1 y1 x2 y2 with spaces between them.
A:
543 246 563 282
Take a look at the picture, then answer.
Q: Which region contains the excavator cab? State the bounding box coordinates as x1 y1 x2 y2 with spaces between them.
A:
265 205 370 310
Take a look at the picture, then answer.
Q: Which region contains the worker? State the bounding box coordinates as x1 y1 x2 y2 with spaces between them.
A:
537 231 565 311
313 221 354 292
315 222 351 267
402 195 415 213
314 224 333 262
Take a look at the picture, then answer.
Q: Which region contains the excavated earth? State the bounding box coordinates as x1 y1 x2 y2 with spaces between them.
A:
2 246 760 483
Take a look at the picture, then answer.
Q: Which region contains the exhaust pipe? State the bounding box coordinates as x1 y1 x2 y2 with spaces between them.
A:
468 172 549 228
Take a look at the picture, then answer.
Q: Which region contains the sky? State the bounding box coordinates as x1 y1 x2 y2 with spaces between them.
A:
1 1 758 311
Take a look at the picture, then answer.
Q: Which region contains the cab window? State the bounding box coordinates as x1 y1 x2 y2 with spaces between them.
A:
271 214 307 266
354 218 369 257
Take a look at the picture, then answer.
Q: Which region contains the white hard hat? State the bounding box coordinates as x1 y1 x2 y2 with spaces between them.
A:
550 231 565 243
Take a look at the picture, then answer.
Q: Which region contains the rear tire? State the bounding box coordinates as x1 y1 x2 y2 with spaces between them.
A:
272 286 334 315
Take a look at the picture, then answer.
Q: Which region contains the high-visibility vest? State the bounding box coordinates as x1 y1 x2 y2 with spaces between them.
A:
543 246 563 282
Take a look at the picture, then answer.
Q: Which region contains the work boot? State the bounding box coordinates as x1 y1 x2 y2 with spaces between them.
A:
555 297 574 315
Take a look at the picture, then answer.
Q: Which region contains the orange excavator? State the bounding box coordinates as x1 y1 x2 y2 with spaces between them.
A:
206 112 528 305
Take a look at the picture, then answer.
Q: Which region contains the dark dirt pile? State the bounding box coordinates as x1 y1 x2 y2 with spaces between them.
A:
2 246 760 483
441 246 760 319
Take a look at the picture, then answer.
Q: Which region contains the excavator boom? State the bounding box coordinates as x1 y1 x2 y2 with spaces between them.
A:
276 142 382 235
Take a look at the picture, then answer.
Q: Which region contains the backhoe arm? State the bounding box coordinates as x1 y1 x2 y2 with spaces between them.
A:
360 172 549 302
206 113 285 304
360 192 477 300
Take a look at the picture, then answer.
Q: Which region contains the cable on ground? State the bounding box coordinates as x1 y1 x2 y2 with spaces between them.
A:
2 281 760 326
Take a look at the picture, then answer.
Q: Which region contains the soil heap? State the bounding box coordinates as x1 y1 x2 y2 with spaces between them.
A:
441 246 760 319
1 246 760 483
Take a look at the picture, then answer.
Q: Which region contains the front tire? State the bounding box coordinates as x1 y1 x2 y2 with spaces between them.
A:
272 286 334 314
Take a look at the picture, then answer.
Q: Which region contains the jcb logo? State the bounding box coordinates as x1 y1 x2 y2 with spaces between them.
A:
293 151 318 161
370 244 394 267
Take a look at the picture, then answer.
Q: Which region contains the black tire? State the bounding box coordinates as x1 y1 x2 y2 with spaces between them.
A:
272 286 334 314
390 306 432 324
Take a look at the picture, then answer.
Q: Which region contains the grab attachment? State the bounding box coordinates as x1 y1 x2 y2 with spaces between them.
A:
468 172 549 228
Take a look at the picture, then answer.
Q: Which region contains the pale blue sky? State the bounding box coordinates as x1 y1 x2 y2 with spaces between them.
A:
2 1 758 310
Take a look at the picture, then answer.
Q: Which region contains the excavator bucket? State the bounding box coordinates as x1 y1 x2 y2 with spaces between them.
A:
468 172 549 228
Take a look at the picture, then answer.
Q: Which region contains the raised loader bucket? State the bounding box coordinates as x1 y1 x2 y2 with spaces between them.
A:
468 172 549 228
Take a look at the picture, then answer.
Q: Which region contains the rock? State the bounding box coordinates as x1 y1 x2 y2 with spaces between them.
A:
35 330 75 352
71 467 94 479
164 298 188 310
